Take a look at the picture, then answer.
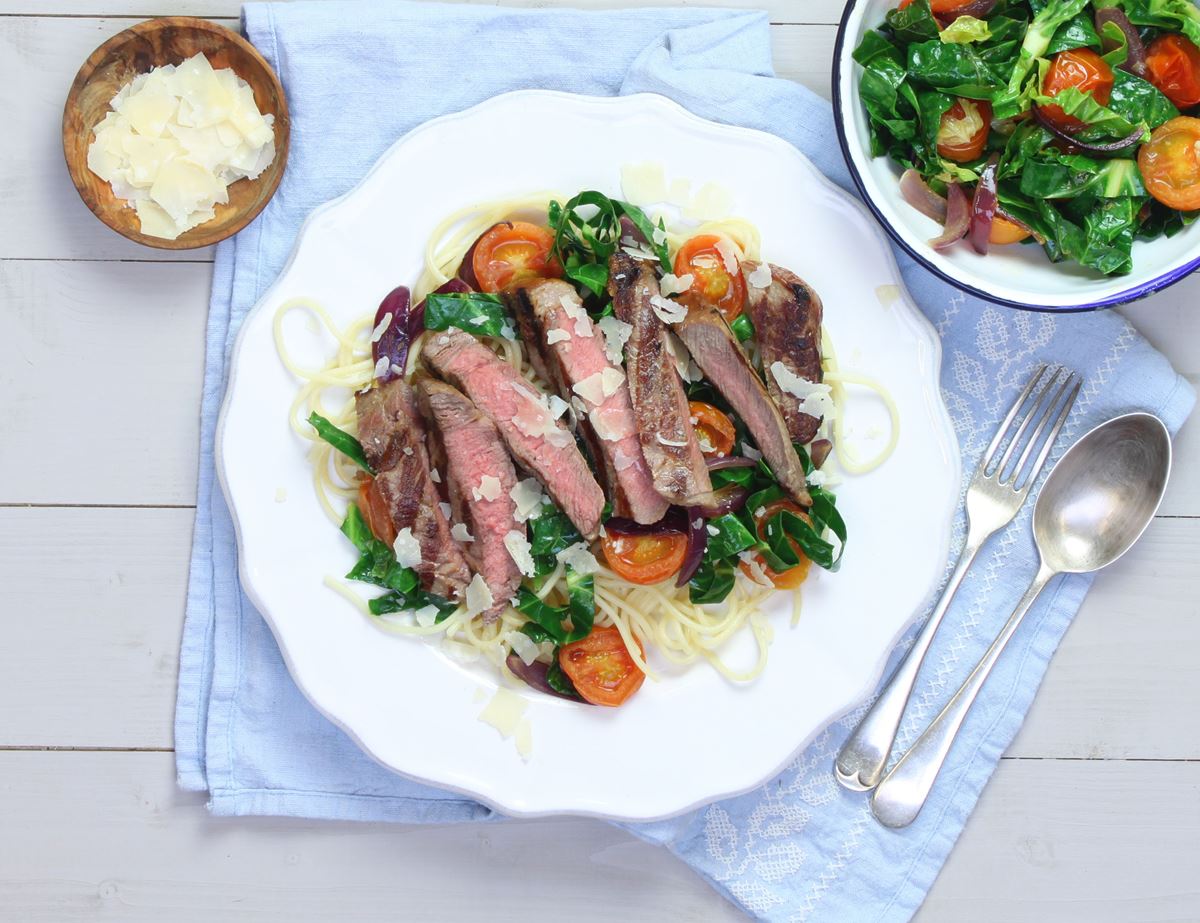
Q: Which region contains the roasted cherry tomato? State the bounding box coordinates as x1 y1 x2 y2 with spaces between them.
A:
357 478 397 546
1145 34 1200 109
936 98 993 163
688 401 737 458
558 625 646 707
673 234 747 322
989 215 1032 245
601 530 688 585
1038 49 1115 133
737 499 813 590
1138 116 1200 210
470 221 562 293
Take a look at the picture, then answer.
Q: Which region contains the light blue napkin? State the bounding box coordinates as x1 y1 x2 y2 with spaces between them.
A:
176 2 1195 920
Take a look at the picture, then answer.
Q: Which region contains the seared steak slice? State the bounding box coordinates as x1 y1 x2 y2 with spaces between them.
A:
416 378 521 621
508 280 668 525
743 261 824 444
673 296 811 507
608 251 714 507
422 328 604 540
355 379 473 599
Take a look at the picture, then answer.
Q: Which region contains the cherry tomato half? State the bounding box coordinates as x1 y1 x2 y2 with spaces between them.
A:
688 401 736 459
558 625 646 707
1138 116 1200 210
936 98 993 163
989 215 1032 245
673 234 747 322
1038 48 1114 134
470 221 562 293
737 499 813 590
357 478 397 546
1146 34 1200 109
601 530 688 585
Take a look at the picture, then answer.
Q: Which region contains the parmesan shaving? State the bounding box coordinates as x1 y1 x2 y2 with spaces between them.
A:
509 631 541 666
464 574 494 616
597 315 633 365
658 272 694 297
451 522 475 543
572 371 607 407
556 542 600 575
478 686 527 738
600 366 626 398
619 162 667 206
546 328 570 346
770 362 834 419
504 530 537 578
650 293 687 326
713 236 741 274
510 478 546 522
747 263 773 289
392 528 422 568
472 475 502 502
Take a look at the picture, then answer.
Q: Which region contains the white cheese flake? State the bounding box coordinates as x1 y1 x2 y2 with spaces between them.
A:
413 604 439 628
371 312 393 343
439 501 452 519
769 362 834 419
273 487 287 503
514 717 533 761
546 328 570 346
392 527 422 568
657 432 689 448
510 478 546 523
650 293 687 326
373 356 389 380
619 162 667 205
472 474 502 502
807 469 829 487
464 574 494 616
684 180 734 221
451 522 474 543
477 686 526 737
547 394 570 420
468 315 487 327
430 468 441 484
658 272 694 297
499 324 516 340
402 446 413 456
591 405 635 442
509 631 541 667
652 226 668 246
600 366 626 398
747 262 773 289
713 236 741 274
597 315 633 365
706 523 720 537
556 541 600 575
504 530 537 578
572 371 607 408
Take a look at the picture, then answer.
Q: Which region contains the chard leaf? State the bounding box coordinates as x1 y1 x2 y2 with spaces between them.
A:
940 15 993 44
423 291 510 337
1045 9 1101 53
993 0 1093 118
688 558 737 605
907 39 1003 97
1107 70 1179 132
309 412 373 474
886 0 941 44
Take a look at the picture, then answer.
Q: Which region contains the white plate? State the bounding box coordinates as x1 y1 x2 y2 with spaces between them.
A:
218 90 961 821
833 0 1200 311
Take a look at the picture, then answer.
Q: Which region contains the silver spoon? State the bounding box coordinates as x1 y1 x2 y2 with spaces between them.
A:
870 412 1172 829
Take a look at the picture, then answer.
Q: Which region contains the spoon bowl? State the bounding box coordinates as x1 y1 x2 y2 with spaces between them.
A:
1034 413 1172 574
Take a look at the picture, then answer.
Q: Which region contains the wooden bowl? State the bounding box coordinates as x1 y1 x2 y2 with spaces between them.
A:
62 17 290 250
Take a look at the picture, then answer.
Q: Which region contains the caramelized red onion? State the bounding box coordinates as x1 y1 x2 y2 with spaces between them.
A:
1095 7 1147 76
692 484 750 519
939 0 997 22
899 169 948 223
1031 104 1145 154
929 182 971 250
705 455 758 471
371 286 411 384
969 155 1000 255
604 512 687 537
505 652 585 702
676 510 709 588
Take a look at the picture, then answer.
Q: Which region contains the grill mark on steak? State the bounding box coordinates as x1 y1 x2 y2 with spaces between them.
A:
421 328 605 540
743 261 824 445
672 296 811 508
608 251 714 507
355 378 473 599
416 377 521 621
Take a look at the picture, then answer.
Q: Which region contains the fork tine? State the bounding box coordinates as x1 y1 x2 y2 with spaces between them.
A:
1013 374 1082 491
994 366 1063 481
982 364 1049 472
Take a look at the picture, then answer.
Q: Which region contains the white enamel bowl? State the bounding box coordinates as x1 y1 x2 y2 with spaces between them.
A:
217 90 961 821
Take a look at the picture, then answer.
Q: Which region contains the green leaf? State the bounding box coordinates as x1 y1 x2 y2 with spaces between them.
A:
688 558 737 605
545 654 582 698
566 262 609 298
907 40 1003 97
1107 70 1179 132
705 513 758 560
514 572 595 645
528 505 582 560
423 291 510 337
886 0 941 45
940 15 993 44
1030 83 1142 140
617 201 672 272
992 0 1093 117
339 505 455 617
1097 0 1200 46
1019 153 1147 199
308 412 373 474
1045 9 1101 54
730 313 756 342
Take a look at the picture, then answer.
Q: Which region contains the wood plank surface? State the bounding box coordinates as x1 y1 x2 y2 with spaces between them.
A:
0 751 1193 922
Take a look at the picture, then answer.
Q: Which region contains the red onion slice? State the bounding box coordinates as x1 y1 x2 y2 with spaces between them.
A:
604 511 688 538
705 455 759 471
505 652 585 702
899 169 948 223
1031 104 1145 154
929 183 971 250
692 484 750 519
969 155 1000 256
675 510 709 588
938 0 997 22
1096 7 1147 76
371 286 411 384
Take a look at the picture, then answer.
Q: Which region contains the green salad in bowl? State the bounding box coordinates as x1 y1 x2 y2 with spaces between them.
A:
852 0 1200 277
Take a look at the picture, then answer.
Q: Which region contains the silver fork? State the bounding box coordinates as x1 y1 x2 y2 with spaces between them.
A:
835 364 1081 792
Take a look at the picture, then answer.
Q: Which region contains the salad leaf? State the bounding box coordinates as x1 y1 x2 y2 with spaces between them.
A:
1045 9 1101 53
940 15 994 44
339 505 455 618
730 313 756 342
907 40 1004 97
993 0 1092 117
1097 0 1200 46
886 0 941 44
1030 84 1142 139
528 504 582 564
855 33 922 145
548 191 671 297
1020 153 1146 199
704 514 758 561
1107 70 1179 132
423 291 510 337
688 558 737 605
514 568 595 644
545 654 582 698
308 412 373 474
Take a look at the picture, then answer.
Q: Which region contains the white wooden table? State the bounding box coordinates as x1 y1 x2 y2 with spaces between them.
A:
2 1 1197 919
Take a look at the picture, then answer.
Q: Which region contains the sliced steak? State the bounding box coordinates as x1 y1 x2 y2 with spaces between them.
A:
607 251 714 507
355 379 473 599
673 296 811 507
743 261 824 444
508 280 669 525
422 328 604 540
416 378 521 621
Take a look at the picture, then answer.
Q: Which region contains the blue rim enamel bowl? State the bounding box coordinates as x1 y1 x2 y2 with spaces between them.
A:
832 0 1200 312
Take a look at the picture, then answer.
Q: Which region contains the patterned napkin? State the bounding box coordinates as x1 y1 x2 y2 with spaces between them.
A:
175 3 1195 920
